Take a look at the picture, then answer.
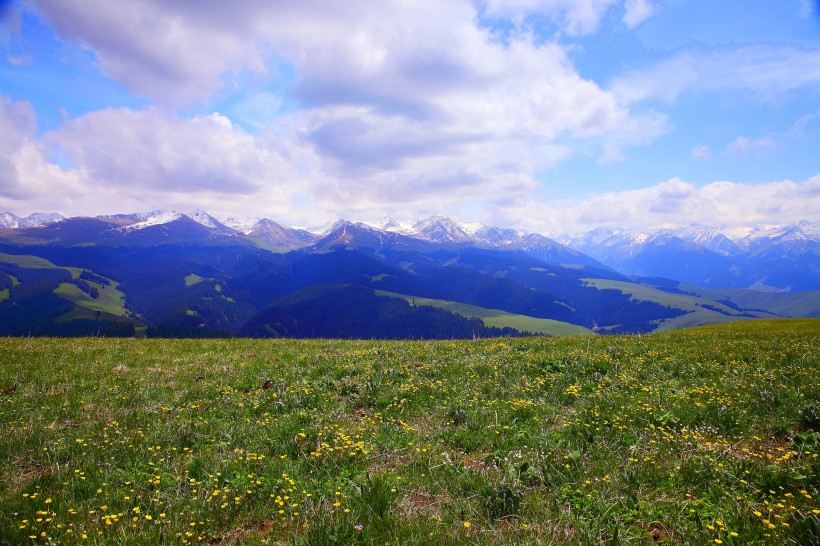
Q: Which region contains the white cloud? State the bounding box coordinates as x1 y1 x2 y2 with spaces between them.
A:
622 0 662 30
11 1 672 221
724 135 779 157
689 144 711 161
483 0 621 36
612 45 820 104
26 0 264 106
36 107 312 217
0 97 84 211
498 175 820 235
724 137 751 157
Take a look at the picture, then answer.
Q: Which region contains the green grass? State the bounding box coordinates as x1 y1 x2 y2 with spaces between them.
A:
581 278 771 331
376 290 592 336
0 252 84 279
682 285 820 318
652 308 753 331
0 319 818 545
1 251 130 320
53 280 129 318
583 278 739 314
0 252 61 269
184 274 208 287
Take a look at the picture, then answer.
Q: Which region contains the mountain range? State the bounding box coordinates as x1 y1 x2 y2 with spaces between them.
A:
0 209 817 338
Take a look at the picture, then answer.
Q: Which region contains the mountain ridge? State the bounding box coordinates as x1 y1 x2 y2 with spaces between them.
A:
2 209 817 292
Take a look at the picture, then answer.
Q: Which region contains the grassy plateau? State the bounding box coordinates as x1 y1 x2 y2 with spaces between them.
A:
1 319 818 545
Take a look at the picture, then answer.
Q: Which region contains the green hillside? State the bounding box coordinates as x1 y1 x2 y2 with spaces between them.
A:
376 290 593 336
1 251 130 320
680 284 820 318
1 319 818 545
581 278 780 331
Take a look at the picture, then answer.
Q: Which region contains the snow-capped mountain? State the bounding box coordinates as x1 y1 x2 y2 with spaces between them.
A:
1 207 816 291
246 219 316 250
25 212 66 225
118 209 236 234
0 211 66 228
410 215 473 244
363 216 412 233
0 212 27 229
220 216 261 234
563 220 819 291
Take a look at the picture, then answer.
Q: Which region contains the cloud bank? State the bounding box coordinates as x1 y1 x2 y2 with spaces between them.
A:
503 176 820 235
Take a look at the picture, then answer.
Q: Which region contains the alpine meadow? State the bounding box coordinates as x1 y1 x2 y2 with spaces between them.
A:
1 320 818 544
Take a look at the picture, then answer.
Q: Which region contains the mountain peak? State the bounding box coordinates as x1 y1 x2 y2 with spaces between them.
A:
0 212 27 229
364 216 406 232
412 215 472 244
25 211 66 226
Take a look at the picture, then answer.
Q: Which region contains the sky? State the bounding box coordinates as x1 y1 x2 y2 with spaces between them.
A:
1 0 819 235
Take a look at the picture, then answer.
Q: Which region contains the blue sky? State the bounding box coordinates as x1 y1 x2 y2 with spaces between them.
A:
1 0 818 234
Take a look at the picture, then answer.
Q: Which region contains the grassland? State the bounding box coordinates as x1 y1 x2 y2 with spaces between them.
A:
681 285 820 319
1 251 131 322
581 278 773 332
376 290 592 336
1 319 818 545
53 282 129 321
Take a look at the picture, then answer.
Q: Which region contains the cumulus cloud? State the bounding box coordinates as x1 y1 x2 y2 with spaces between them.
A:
26 0 264 105
483 0 619 35
723 135 778 157
0 97 84 209
499 176 820 235
35 107 316 216
612 45 820 104
622 0 662 30
11 0 672 221
480 0 661 35
689 144 711 161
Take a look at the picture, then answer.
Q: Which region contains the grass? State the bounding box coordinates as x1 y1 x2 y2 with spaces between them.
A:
0 319 818 545
184 274 209 288
53 281 129 319
1 251 131 320
582 278 740 315
681 285 820 318
0 252 84 279
581 278 777 332
0 252 62 270
376 290 592 336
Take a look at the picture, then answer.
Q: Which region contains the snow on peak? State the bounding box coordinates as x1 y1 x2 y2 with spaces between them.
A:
0 212 27 229
363 216 413 233
124 211 184 230
220 216 260 234
119 209 238 232
411 215 472 243
183 209 222 229
25 212 65 226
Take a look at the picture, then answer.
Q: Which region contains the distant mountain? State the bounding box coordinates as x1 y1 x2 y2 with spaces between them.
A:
411 215 474 244
0 212 27 229
0 211 66 229
246 219 316 251
0 209 817 338
565 221 819 292
25 212 66 226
